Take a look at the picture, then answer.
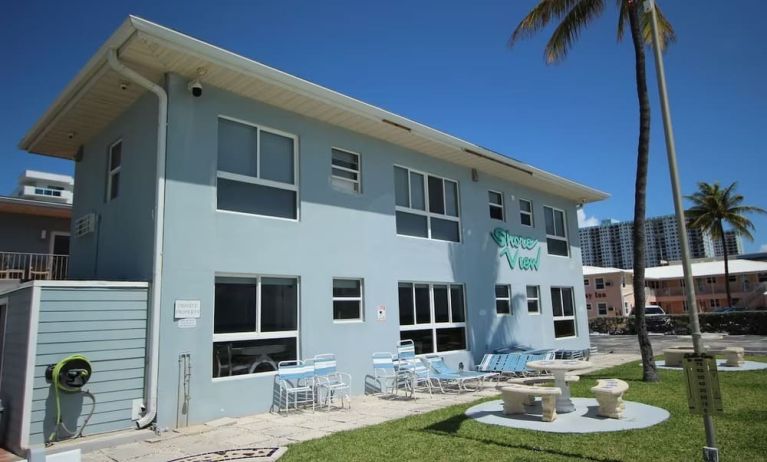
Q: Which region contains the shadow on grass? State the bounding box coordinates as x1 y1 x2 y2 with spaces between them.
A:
421 413 624 462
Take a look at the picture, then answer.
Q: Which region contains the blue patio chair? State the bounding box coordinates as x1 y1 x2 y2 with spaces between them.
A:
313 353 351 410
372 352 400 395
275 360 315 413
423 355 498 391
396 340 432 397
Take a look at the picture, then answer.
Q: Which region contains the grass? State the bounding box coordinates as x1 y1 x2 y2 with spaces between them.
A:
281 357 767 461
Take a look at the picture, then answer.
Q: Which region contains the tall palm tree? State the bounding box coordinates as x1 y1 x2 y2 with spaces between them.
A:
509 0 675 382
686 182 766 307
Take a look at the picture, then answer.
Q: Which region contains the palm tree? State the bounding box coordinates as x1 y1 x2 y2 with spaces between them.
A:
686 182 766 307
509 0 675 382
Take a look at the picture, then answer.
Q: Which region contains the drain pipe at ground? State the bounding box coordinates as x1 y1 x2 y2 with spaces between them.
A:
106 49 167 429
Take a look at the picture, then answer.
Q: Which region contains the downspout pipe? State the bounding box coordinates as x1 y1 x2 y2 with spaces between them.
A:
106 49 167 429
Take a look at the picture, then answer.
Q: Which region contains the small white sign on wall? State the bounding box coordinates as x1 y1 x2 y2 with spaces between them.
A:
177 318 197 329
376 305 386 321
174 300 201 319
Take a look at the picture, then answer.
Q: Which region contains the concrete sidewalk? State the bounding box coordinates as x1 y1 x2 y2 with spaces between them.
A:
78 353 637 462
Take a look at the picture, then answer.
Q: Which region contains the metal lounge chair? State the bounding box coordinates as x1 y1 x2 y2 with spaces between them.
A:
313 353 351 410
372 352 400 395
423 355 498 391
396 340 432 397
275 360 315 413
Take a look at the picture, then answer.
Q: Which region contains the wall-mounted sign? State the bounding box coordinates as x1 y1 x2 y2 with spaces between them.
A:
177 318 197 329
491 228 541 271
174 300 201 319
376 305 386 321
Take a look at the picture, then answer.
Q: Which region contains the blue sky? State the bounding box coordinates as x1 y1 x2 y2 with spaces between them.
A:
1 1 765 251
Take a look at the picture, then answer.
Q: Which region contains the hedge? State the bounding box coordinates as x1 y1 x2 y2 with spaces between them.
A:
589 310 767 336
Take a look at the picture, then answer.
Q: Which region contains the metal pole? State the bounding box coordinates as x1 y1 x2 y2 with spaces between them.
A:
644 0 718 458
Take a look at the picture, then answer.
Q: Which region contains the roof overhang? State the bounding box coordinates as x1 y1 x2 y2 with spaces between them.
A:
19 16 609 204
0 196 71 219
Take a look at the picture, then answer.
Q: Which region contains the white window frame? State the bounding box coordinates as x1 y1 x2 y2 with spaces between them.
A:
398 282 467 353
519 198 534 227
106 139 122 202
543 205 569 257
212 274 300 381
488 190 505 221
394 165 461 242
330 147 361 194
526 285 540 315
551 287 577 339
595 278 605 290
332 278 364 323
216 115 300 221
495 284 512 316
597 302 608 316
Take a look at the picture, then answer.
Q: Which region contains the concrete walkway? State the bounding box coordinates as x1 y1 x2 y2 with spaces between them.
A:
79 353 637 462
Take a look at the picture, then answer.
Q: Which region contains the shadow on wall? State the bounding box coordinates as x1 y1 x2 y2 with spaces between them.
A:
42 388 89 444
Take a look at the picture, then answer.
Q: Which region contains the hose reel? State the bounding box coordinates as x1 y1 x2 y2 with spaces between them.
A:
45 354 96 444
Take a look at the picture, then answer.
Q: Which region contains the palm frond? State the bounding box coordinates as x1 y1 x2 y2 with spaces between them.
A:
685 181 764 242
545 0 606 63
616 0 676 51
509 0 581 48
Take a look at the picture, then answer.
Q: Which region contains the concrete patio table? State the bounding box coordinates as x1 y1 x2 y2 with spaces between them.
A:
526 359 593 413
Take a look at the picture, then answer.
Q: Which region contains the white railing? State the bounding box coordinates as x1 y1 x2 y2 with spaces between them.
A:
0 252 69 281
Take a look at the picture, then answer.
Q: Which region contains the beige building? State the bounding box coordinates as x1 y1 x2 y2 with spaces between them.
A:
582 266 635 318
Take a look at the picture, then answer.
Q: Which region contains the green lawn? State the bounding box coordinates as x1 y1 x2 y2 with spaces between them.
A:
282 357 767 461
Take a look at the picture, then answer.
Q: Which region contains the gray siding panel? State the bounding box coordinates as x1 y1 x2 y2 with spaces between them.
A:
28 287 148 446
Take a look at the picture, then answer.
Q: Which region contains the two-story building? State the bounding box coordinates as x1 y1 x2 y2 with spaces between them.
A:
5 16 607 449
582 266 634 318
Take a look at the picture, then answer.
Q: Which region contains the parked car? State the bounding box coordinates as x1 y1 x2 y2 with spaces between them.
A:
630 305 666 316
629 305 671 332
711 306 741 314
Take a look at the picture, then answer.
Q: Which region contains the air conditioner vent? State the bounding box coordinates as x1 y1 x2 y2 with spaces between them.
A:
74 213 96 237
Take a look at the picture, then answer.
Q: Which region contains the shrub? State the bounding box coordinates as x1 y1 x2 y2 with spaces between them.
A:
589 311 767 336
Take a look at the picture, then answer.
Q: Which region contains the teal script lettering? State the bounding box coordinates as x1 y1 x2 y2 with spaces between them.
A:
491 228 541 271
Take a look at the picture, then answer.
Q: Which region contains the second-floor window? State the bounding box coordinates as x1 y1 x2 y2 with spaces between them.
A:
595 278 605 290
394 166 460 242
107 140 122 201
488 191 504 221
216 117 298 220
544 206 569 256
519 199 534 226
331 148 361 193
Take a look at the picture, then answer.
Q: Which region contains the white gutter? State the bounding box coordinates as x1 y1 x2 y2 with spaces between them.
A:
106 49 167 429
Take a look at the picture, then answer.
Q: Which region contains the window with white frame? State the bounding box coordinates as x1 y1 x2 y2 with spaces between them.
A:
332 278 363 321
107 140 122 201
526 285 540 314
398 282 466 354
597 303 608 316
495 284 511 315
394 166 460 242
544 206 569 256
488 191 504 221
583 278 589 286
710 299 721 308
551 287 577 338
212 276 298 378
595 278 605 290
216 117 298 219
330 148 361 193
519 199 534 227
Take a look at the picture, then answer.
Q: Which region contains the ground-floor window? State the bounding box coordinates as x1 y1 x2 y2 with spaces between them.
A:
597 303 607 316
333 278 363 321
212 276 298 378
495 284 511 315
526 285 540 314
398 282 466 354
551 287 576 338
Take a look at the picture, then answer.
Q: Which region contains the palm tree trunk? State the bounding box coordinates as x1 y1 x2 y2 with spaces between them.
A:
719 220 733 307
627 0 658 382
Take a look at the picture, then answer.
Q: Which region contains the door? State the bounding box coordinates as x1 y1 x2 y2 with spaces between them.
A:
52 233 70 255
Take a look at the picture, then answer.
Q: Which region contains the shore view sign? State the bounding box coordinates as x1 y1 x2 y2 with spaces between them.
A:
491 228 541 271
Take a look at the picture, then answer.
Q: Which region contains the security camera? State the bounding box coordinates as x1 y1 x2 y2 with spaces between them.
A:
119 81 130 91
187 79 203 97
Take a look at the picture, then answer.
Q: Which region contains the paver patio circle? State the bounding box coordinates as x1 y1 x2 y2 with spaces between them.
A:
465 397 669 433
654 359 767 371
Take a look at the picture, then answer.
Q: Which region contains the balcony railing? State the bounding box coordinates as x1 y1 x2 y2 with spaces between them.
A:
0 252 69 281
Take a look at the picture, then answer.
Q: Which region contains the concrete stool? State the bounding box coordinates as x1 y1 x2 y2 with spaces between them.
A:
591 379 629 419
710 347 745 367
500 384 561 422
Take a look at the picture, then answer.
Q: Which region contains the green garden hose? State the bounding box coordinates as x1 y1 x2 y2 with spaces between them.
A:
46 354 96 444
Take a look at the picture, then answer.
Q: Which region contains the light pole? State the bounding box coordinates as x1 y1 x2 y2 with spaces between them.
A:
643 0 718 459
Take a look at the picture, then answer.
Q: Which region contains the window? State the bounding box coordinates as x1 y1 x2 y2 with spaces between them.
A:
330 148 361 193
728 275 737 282
398 282 466 354
543 206 569 256
595 278 605 290
551 287 577 338
217 117 298 219
495 284 511 315
394 166 460 242
107 140 122 201
332 278 363 321
488 191 504 221
586 303 592 311
519 199 534 227
597 303 608 316
526 285 540 314
706 277 716 284
213 276 298 378
759 273 767 283
710 299 721 308
583 278 589 286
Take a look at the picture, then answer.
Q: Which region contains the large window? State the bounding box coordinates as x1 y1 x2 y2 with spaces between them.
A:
519 199 533 227
544 206 569 256
213 276 298 378
526 285 540 314
551 287 577 338
217 117 298 219
495 284 511 315
398 282 466 354
330 148 361 193
488 191 504 221
394 166 460 242
106 140 122 201
332 278 363 321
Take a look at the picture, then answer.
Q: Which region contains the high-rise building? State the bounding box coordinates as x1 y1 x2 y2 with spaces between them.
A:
579 214 715 269
712 230 743 257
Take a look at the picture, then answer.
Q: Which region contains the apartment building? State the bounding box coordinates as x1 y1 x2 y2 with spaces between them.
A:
582 266 634 318
712 230 743 257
